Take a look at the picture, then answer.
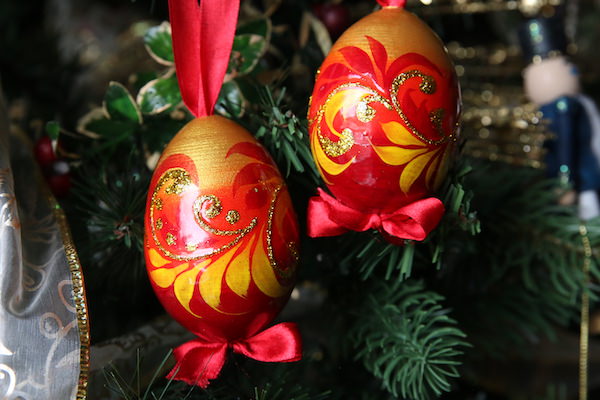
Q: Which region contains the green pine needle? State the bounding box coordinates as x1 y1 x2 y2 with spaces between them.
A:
252 86 320 184
352 280 468 400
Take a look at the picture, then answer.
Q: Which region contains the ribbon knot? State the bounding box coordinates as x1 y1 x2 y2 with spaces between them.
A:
307 188 444 241
365 213 383 231
166 322 302 387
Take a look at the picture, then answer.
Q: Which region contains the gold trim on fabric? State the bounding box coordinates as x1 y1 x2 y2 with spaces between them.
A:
50 197 90 400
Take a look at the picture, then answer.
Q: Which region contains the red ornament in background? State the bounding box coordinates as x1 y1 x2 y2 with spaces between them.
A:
312 3 351 39
307 1 460 242
143 0 302 388
47 161 72 198
34 136 57 167
34 136 72 198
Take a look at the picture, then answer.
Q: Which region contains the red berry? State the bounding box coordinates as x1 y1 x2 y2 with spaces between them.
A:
48 173 71 198
34 136 56 167
312 3 351 39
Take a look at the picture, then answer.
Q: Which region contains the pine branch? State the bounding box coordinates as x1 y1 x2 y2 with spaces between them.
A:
435 160 600 356
71 154 149 277
103 350 332 400
253 382 331 400
352 280 468 400
251 86 321 185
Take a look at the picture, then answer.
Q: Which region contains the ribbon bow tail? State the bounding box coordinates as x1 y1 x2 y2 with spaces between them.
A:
382 197 445 241
307 188 370 237
167 340 227 388
232 322 303 362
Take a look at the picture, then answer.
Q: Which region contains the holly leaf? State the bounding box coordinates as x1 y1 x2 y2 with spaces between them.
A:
228 34 267 76
45 121 60 140
77 107 136 141
144 22 174 66
84 118 137 141
103 82 143 124
137 71 182 115
215 80 247 118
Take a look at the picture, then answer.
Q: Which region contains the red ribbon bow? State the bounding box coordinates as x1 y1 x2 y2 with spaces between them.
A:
167 322 302 387
307 188 444 241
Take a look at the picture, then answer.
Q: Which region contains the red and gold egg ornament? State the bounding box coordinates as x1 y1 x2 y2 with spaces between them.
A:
145 116 300 342
144 0 301 388
307 0 461 242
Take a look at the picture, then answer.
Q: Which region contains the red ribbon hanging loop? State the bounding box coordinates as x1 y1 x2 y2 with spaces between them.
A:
307 188 444 241
167 323 302 388
376 0 407 7
168 0 240 117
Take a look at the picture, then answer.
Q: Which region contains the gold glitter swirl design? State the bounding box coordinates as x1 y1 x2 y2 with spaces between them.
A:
149 168 257 261
193 195 257 237
356 102 376 123
162 169 192 195
266 185 298 281
429 108 445 133
318 128 355 157
166 233 176 245
390 70 455 145
197 195 222 219
314 83 370 159
226 210 240 224
356 93 392 123
312 69 457 192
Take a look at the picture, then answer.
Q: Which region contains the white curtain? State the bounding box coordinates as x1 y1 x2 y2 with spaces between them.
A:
0 84 89 399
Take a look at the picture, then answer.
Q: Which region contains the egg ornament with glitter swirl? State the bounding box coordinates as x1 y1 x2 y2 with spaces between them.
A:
144 115 300 344
307 0 461 243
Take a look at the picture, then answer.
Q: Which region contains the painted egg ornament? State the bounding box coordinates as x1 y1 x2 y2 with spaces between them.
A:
307 0 461 242
151 0 302 388
144 116 301 384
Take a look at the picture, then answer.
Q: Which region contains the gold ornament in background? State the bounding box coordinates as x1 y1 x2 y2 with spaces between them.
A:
445 38 550 169
446 42 524 80
407 0 562 15
460 85 548 169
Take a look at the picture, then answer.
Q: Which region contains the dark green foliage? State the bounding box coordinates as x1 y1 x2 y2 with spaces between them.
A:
435 161 596 356
103 350 332 400
252 87 320 183
352 280 468 400
69 153 162 341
